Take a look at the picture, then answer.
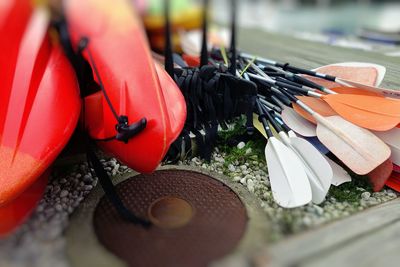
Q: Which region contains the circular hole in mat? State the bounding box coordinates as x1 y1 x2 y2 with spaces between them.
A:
93 170 248 267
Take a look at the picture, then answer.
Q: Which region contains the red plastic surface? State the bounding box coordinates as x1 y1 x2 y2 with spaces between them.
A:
0 7 81 206
0 169 49 238
386 172 400 193
66 0 186 173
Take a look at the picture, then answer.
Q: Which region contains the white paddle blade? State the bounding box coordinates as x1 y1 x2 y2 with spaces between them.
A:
374 128 400 166
289 137 333 204
315 115 391 175
288 130 297 138
265 138 312 208
281 107 317 137
323 155 352 186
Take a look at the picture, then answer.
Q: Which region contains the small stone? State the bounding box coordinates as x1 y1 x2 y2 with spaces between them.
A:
84 185 93 191
233 176 241 182
237 142 245 149
228 164 235 172
55 204 63 212
60 190 69 198
245 148 252 155
361 192 371 200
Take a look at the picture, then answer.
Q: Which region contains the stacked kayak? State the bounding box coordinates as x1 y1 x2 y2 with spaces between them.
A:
0 1 81 235
64 0 186 173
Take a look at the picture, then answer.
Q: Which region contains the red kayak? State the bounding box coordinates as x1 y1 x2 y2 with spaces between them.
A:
0 169 49 237
65 0 186 173
0 6 81 206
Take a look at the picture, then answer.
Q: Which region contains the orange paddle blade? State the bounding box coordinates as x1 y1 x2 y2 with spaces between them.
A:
322 94 400 131
368 159 393 192
331 87 383 97
293 96 337 124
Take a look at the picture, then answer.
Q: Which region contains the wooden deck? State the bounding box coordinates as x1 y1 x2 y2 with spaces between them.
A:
264 198 400 267
239 29 400 89
240 30 400 267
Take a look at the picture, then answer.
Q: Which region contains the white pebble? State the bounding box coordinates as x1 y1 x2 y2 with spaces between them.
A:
237 142 245 149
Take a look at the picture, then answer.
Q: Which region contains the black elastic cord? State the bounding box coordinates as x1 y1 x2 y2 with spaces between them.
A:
79 38 120 122
86 142 151 227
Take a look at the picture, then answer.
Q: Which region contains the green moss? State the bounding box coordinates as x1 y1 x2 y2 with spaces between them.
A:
328 175 372 204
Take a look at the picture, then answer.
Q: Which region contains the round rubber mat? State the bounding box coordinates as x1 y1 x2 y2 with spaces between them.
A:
93 170 248 267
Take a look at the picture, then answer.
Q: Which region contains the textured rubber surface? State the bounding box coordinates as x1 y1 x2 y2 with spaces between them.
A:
93 170 247 267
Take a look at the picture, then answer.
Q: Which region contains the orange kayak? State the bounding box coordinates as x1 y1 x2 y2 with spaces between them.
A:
65 0 186 173
0 5 81 206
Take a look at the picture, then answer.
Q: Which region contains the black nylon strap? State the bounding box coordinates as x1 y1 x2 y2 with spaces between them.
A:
86 143 151 227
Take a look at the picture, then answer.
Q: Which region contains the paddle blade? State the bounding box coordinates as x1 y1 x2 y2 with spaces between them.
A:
368 159 393 192
265 138 312 208
337 79 400 99
315 115 391 175
281 107 317 137
373 128 400 166
289 136 333 204
323 94 400 131
331 86 384 97
306 62 383 89
323 155 352 186
293 96 337 124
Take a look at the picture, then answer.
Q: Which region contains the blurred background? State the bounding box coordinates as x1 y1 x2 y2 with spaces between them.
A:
139 0 400 56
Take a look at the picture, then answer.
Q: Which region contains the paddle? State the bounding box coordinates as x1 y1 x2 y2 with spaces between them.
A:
368 159 393 192
241 53 400 98
255 102 351 187
248 65 400 132
262 106 332 204
373 128 400 166
323 156 352 186
267 91 318 137
279 88 391 175
255 100 312 208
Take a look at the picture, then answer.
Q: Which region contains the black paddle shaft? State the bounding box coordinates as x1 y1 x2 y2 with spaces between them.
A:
256 100 273 138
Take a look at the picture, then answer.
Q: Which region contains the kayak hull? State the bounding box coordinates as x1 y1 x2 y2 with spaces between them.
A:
0 7 81 206
66 0 186 173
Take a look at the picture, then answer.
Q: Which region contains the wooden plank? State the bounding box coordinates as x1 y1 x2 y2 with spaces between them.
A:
303 220 400 267
239 29 400 89
266 198 400 267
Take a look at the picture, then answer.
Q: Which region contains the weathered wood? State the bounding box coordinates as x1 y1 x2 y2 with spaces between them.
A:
303 219 400 267
264 198 400 267
239 30 400 89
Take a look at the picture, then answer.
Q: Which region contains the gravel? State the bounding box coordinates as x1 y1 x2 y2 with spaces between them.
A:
178 143 399 241
0 141 399 266
0 158 132 267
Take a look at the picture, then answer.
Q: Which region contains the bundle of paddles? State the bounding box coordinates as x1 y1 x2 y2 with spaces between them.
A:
1 0 400 237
